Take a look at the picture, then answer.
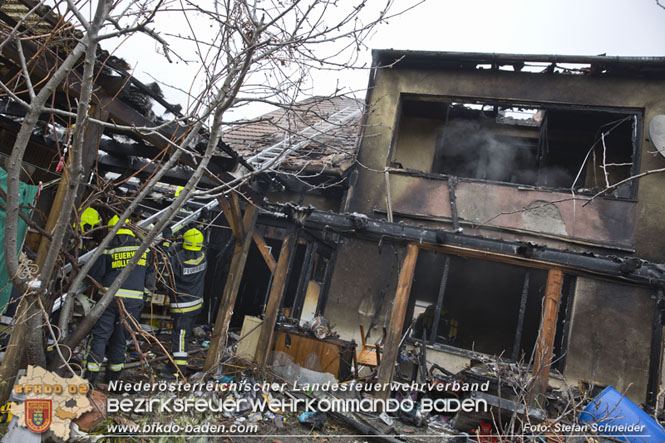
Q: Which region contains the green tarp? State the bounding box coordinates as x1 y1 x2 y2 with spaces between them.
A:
0 167 39 314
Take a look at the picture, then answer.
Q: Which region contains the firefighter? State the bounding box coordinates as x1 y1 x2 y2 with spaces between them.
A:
78 207 102 235
51 207 102 342
413 304 458 343
74 207 102 250
84 215 153 384
161 227 207 379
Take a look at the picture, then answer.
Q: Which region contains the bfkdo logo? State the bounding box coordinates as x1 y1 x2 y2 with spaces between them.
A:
25 399 52 433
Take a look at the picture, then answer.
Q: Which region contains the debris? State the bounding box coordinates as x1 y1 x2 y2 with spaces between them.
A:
1 416 41 443
327 411 403 443
579 386 665 442
218 374 234 384
73 389 107 432
310 316 331 340
271 351 338 386
247 412 263 423
379 411 393 426
472 422 498 443
274 414 286 428
299 411 326 430
192 326 208 338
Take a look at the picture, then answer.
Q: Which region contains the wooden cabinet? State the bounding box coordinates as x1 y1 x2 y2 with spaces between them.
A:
272 327 355 381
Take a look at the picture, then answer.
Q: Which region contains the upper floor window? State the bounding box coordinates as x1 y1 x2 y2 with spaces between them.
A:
390 96 641 199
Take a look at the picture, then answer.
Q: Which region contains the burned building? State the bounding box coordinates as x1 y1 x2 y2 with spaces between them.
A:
203 50 665 412
306 50 665 405
2 0 665 428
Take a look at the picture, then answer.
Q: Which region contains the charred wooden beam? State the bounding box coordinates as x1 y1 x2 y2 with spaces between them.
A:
203 204 258 371
254 231 297 367
253 232 276 272
377 243 419 401
293 241 317 319
229 193 244 239
97 153 217 187
647 289 665 407
530 269 563 405
511 271 530 362
316 249 337 316
430 255 450 343
262 205 665 287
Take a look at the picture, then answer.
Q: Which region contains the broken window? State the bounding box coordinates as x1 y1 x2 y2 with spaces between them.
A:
405 251 574 363
391 96 640 198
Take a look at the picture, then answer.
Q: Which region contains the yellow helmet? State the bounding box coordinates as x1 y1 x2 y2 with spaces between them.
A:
175 186 184 197
78 207 101 233
183 228 203 251
108 215 135 237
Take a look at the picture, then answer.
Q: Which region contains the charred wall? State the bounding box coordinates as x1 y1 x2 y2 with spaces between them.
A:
324 237 403 344
348 65 665 261
564 277 654 402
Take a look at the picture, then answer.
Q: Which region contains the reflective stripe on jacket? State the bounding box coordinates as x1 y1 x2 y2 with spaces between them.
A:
89 234 154 298
165 247 207 308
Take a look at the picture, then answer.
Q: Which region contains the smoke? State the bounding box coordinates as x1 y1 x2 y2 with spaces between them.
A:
436 119 574 188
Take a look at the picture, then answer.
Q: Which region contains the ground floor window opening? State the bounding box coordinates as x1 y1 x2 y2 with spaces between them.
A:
405 251 573 363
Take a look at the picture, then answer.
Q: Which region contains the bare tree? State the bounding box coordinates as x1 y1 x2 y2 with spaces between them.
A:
0 0 419 403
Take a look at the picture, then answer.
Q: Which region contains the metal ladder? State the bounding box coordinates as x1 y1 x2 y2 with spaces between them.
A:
245 104 361 171
53 103 362 311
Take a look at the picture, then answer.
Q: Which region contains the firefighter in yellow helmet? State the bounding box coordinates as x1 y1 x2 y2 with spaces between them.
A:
84 215 154 384
79 207 102 234
161 227 207 378
75 207 102 250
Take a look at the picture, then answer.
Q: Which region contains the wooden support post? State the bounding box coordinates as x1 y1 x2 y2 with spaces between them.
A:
203 204 258 371
530 268 563 405
512 271 531 362
34 156 71 268
254 232 296 367
36 106 107 268
218 196 241 240
430 256 450 343
229 193 244 239
252 232 276 272
377 243 419 401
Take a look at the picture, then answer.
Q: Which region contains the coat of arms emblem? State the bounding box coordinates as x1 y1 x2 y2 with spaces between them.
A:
25 399 52 433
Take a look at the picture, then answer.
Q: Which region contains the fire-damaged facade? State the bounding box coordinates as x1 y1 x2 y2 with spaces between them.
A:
6 0 665 437
250 50 665 407
4 0 665 429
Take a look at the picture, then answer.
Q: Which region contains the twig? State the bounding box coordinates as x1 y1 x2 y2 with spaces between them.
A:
583 167 665 206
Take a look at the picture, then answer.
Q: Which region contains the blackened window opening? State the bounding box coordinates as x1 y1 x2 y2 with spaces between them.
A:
392 98 639 198
405 250 573 362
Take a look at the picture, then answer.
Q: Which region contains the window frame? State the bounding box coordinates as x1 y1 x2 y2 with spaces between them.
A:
405 250 576 365
387 93 644 201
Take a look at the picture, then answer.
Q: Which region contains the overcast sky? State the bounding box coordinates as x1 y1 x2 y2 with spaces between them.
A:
111 0 665 120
